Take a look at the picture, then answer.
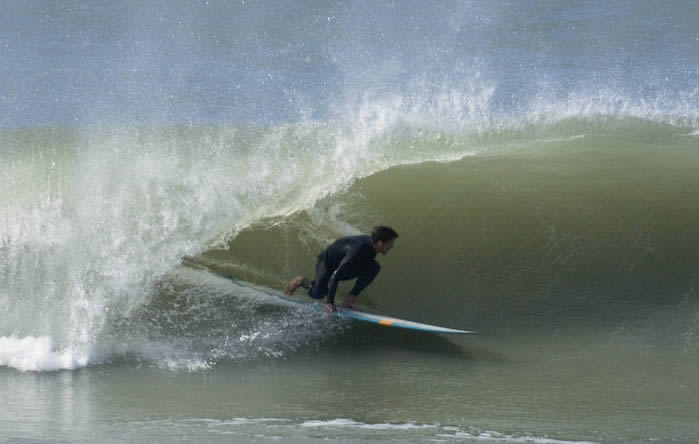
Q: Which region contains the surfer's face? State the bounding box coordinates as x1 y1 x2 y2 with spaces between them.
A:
375 239 395 255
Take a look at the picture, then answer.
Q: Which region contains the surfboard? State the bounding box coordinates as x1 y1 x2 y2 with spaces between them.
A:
224 276 477 335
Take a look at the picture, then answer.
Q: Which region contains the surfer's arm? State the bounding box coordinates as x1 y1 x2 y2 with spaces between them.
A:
326 277 340 304
325 253 350 304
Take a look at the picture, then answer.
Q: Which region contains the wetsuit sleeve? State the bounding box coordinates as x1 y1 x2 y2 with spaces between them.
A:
326 244 363 304
326 276 340 305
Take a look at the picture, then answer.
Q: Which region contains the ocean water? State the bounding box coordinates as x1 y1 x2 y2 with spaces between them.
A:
1 1 698 442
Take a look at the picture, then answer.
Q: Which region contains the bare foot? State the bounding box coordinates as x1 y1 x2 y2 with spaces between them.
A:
283 276 306 295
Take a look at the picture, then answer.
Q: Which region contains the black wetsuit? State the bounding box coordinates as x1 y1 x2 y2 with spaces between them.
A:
308 235 381 305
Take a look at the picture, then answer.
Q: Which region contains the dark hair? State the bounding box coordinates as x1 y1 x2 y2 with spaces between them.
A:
371 226 399 244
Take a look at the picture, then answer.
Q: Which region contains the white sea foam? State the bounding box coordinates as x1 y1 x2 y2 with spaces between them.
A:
298 419 593 441
0 336 91 372
300 418 437 430
181 416 598 443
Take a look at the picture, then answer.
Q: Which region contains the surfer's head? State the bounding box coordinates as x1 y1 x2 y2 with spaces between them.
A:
371 226 398 255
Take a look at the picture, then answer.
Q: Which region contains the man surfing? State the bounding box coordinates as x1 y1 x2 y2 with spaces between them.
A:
283 226 398 312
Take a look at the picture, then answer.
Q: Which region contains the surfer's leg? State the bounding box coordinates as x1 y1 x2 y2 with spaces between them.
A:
349 260 380 296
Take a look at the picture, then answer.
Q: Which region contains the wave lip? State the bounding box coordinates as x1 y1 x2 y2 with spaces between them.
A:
0 336 91 372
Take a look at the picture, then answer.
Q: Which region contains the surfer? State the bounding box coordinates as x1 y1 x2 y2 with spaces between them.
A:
283 226 398 312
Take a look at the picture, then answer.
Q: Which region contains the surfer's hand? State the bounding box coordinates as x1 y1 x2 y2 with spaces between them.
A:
324 303 337 312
